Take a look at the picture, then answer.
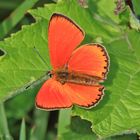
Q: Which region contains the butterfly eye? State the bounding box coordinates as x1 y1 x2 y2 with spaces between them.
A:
47 71 53 77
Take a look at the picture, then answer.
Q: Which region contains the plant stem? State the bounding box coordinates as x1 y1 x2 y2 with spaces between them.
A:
58 109 71 137
19 119 26 140
0 102 12 140
30 109 50 140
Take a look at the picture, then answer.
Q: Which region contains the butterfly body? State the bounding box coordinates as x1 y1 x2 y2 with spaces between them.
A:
52 69 102 86
36 13 110 110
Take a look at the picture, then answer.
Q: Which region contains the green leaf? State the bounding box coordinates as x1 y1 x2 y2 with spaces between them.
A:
0 0 39 39
107 134 137 140
0 19 51 101
5 84 39 119
0 0 140 138
59 117 138 140
29 0 121 43
72 3 140 140
119 6 140 31
29 0 140 138
132 0 140 16
59 116 97 140
19 119 26 140
88 0 121 24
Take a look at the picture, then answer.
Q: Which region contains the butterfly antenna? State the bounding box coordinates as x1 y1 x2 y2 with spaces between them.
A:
33 46 50 68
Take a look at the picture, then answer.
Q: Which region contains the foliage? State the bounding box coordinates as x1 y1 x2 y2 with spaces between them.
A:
0 0 140 139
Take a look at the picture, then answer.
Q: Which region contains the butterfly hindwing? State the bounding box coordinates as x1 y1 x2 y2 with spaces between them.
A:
64 83 104 108
36 79 72 110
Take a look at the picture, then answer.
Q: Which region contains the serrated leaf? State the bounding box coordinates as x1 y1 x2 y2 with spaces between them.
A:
29 0 121 43
0 19 51 101
59 117 138 140
0 0 140 138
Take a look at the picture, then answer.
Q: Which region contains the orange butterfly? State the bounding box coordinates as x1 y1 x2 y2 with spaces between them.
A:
36 13 109 110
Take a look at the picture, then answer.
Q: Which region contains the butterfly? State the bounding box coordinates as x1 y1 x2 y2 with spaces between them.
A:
35 13 109 110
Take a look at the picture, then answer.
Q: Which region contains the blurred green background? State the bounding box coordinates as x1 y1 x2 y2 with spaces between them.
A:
0 0 140 140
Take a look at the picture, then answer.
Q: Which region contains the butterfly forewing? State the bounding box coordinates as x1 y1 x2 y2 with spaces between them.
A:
48 13 84 69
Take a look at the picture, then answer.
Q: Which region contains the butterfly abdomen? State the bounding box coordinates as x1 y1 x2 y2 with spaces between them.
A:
54 70 102 86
